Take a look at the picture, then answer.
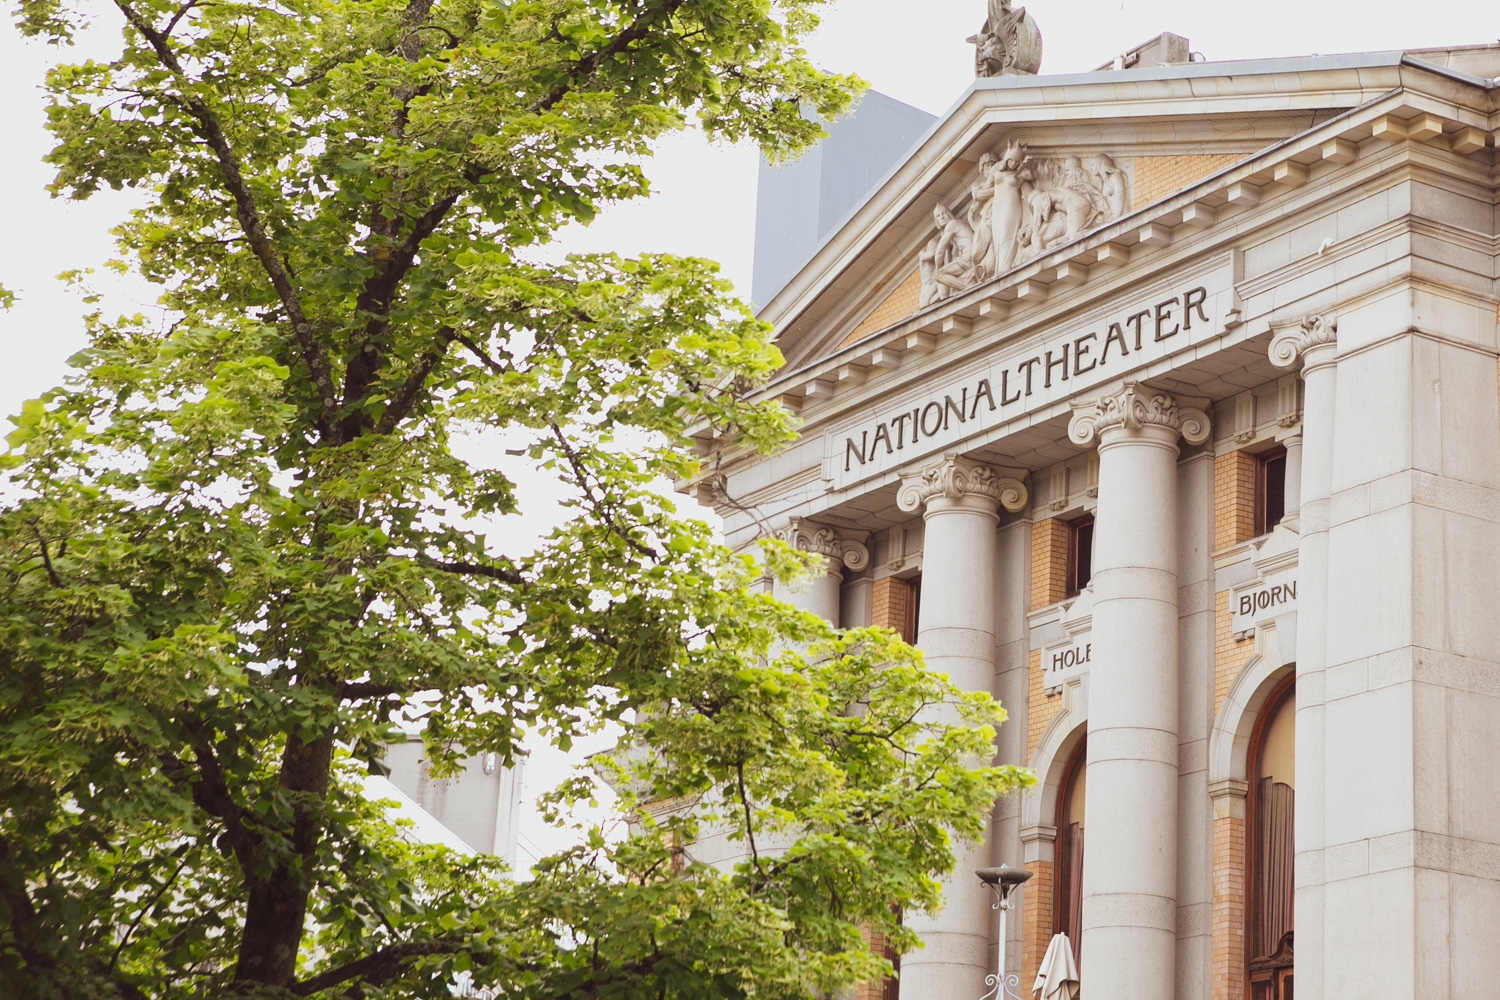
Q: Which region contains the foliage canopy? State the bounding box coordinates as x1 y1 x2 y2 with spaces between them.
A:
0 2 1030 998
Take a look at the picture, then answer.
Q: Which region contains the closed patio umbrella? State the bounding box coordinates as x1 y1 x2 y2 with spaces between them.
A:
1032 932 1080 1000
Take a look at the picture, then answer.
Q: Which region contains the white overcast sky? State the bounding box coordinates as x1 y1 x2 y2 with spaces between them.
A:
0 1 1491 864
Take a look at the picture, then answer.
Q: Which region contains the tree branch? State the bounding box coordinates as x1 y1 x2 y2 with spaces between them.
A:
373 327 457 435
109 848 193 972
416 553 524 586
0 833 40 934
28 524 62 587
547 422 656 559
455 333 507 375
735 761 765 879
529 0 689 114
111 0 339 440
342 195 462 435
338 681 399 702
154 724 260 872
291 939 468 996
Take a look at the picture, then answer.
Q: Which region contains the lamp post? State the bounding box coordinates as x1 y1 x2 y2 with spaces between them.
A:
976 864 1034 1000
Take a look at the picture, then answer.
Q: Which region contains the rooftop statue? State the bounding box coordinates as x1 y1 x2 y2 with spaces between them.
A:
968 0 1043 78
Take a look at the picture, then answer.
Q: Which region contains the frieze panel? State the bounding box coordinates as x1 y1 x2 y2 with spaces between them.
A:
825 253 1242 492
918 141 1131 309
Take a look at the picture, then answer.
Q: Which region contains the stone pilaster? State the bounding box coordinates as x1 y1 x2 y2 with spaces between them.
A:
1268 314 1337 1000
1285 299 1500 999
1068 382 1210 1000
894 454 1027 1000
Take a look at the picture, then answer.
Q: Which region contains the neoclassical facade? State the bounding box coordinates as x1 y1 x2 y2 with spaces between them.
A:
694 26 1500 1000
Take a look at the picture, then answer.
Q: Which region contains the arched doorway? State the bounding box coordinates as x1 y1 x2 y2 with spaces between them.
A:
1054 735 1086 967
1247 676 1294 1000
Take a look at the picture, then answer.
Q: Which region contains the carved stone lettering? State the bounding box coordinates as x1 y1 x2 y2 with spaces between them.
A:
828 258 1239 491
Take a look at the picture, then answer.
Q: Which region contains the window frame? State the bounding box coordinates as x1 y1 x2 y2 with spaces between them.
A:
1053 735 1087 968
1245 672 1297 999
901 576 922 645
1254 446 1288 537
1065 515 1095 597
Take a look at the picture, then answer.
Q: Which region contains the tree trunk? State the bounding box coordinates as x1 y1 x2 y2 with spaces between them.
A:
233 730 334 987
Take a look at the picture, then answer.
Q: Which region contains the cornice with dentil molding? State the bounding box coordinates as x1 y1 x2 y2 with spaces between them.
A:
1067 381 1212 448
896 454 1029 514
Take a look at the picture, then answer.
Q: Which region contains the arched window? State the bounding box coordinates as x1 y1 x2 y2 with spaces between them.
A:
1054 736 1086 967
1248 678 1295 1000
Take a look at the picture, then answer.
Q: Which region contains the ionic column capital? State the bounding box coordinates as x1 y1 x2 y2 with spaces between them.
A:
1067 381 1212 449
896 453 1029 516
774 517 870 571
1269 313 1338 373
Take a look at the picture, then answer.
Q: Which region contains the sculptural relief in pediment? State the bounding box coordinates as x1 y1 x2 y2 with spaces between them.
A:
918 141 1132 309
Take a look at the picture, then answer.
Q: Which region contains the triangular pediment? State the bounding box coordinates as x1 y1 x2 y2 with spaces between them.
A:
762 51 1488 374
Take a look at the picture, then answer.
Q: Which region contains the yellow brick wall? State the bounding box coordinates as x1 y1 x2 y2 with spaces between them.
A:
1133 153 1244 208
853 926 895 1000
1027 519 1070 760
839 269 924 348
1021 858 1056 990
1030 519 1070 610
1211 816 1247 1000
1214 591 1256 717
1026 648 1054 761
871 575 909 635
1209 450 1257 1000
1213 451 1258 552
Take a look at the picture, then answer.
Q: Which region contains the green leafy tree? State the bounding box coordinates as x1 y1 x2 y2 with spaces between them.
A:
0 2 1031 998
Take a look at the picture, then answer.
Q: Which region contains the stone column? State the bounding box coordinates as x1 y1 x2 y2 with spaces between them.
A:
772 517 868 625
1268 315 1337 1000
1067 383 1211 1000
895 454 1029 1000
1280 430 1304 524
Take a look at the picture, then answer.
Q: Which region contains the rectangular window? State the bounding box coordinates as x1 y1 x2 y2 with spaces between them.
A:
1256 448 1287 535
1067 516 1094 596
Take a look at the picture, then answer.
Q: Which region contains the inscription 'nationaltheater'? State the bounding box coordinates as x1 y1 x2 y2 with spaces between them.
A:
841 284 1214 477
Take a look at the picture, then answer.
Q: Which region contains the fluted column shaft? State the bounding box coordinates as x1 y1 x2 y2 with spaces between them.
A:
1069 384 1210 1000
896 454 1029 1000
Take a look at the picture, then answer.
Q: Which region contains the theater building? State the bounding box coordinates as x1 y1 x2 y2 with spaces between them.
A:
698 15 1500 1000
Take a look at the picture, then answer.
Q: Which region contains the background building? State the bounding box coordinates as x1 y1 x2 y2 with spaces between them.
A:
374 737 527 864
705 16 1500 1000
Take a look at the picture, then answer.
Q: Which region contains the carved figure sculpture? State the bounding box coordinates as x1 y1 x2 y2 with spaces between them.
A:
916 143 1132 308
986 139 1032 274
967 152 999 281
917 233 943 308
930 205 979 301
1090 153 1131 219
968 0 1043 78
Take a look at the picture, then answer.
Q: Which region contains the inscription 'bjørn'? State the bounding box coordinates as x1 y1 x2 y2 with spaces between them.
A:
843 285 1210 473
